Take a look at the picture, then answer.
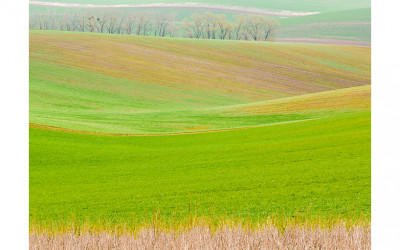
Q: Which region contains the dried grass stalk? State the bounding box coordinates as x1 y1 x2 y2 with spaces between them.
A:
30 224 370 249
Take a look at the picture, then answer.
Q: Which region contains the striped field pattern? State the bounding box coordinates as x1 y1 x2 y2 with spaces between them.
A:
30 30 370 134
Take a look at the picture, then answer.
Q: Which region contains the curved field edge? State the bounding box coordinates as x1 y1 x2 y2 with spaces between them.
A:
30 30 370 134
30 111 371 225
30 85 370 134
29 118 321 136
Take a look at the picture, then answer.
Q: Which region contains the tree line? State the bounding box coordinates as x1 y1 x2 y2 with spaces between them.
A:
29 10 280 41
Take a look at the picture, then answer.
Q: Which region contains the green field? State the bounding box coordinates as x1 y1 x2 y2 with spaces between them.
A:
30 111 370 224
30 31 371 228
34 0 371 12
30 31 370 134
279 8 371 41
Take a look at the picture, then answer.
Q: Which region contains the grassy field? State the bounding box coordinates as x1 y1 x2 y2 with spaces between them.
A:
30 111 370 225
34 0 371 12
279 8 371 41
30 31 370 134
30 30 370 234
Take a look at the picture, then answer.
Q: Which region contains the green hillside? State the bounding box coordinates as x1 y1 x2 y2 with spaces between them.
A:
279 8 371 41
30 31 371 229
30 111 371 225
30 31 370 134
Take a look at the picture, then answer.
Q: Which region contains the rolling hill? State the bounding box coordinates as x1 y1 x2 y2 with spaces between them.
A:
30 30 370 134
30 31 370 227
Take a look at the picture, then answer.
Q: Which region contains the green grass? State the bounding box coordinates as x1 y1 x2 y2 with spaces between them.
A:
30 111 371 225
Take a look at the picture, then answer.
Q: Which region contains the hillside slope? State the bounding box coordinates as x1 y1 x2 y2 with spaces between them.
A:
30 30 370 134
279 8 371 42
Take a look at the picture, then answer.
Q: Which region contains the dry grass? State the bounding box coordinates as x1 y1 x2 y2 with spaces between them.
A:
30 224 370 249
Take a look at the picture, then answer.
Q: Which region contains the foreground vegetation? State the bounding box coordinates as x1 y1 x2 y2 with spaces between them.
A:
30 223 370 249
30 111 370 226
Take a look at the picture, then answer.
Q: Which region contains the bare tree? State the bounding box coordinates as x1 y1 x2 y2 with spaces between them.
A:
123 13 136 35
183 14 204 39
203 12 218 39
233 15 246 40
76 11 87 32
168 24 179 37
152 11 176 37
135 13 149 35
68 12 79 31
246 15 268 41
29 12 38 29
28 10 279 41
48 11 57 30
96 11 109 33
142 15 152 36
117 16 127 34
86 15 97 32
261 18 280 41
59 13 70 31
106 14 117 34
216 14 232 40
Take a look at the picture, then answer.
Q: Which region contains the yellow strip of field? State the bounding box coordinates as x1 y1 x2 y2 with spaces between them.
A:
218 85 370 115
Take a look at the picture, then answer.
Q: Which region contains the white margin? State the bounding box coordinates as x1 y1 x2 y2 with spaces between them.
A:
372 0 400 249
0 0 29 248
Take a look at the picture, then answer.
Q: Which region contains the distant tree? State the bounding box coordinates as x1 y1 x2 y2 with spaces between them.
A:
135 13 150 35
29 12 38 29
86 16 97 32
232 15 245 40
106 13 117 34
262 18 280 41
183 14 204 39
123 13 136 35
76 12 87 32
68 13 79 31
245 15 265 41
116 16 126 34
46 11 57 30
96 11 109 33
59 13 70 31
203 12 218 39
216 14 232 40
28 10 279 41
152 11 176 37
